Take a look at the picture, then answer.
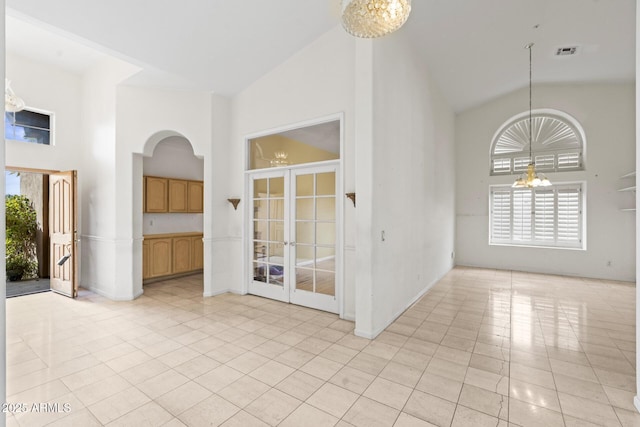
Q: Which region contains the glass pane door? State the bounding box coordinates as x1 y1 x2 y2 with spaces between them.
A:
249 171 289 302
290 166 338 313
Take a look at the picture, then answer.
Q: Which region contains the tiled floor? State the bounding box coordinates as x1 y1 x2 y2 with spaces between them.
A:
4 267 639 426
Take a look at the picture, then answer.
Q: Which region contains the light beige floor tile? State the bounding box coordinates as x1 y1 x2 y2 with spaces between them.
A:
451 405 503 427
278 348 316 369
342 396 400 427
425 357 467 382
553 373 609 404
346 352 389 376
217 375 271 408
464 367 509 395
433 345 472 366
137 369 190 399
178 394 240 427
219 410 269 427
361 341 400 360
362 377 412 410
563 414 605 427
602 386 636 411
300 356 344 380
594 368 636 392
469 353 510 376
7 379 70 405
75 374 131 407
403 390 456 427
328 366 376 394
378 360 422 387
307 382 359 418
458 383 508 419
226 351 270 374
394 412 439 427
156 381 213 415
119 359 171 385
46 408 102 427
509 378 560 411
415 371 463 403
106 401 173 427
173 354 220 379
279 403 339 427
275 370 325 401
614 407 640 427
508 397 564 427
510 362 556 389
194 365 244 393
558 392 621 426
87 386 151 425
248 360 295 386
391 348 431 370
245 388 302 426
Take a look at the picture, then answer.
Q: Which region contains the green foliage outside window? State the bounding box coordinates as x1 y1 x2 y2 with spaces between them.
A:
6 195 38 281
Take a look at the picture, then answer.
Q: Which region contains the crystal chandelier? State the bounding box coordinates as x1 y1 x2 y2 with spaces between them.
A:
270 151 289 167
5 79 25 113
341 0 412 38
513 43 551 188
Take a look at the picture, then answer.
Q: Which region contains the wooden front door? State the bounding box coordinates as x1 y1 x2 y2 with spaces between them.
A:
49 171 77 297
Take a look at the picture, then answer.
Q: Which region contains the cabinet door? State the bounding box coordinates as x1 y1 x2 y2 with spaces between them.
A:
173 237 192 273
149 238 172 277
145 177 168 213
143 240 151 279
169 179 188 212
188 181 204 213
191 236 204 270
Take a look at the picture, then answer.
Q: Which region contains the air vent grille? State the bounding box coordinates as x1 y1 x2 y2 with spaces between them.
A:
556 46 578 56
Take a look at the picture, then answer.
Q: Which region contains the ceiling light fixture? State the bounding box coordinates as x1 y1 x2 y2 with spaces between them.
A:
270 151 290 167
513 43 551 188
5 78 25 113
341 0 411 38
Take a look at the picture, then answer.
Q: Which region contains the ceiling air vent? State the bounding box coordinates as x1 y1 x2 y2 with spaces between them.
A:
555 46 579 56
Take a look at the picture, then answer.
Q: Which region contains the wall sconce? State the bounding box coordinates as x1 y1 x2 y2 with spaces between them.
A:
345 192 356 207
227 198 241 210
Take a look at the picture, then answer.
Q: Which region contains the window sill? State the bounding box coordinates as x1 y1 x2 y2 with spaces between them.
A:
489 242 586 251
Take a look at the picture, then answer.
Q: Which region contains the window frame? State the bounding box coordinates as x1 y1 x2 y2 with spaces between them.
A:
5 107 55 146
489 182 586 250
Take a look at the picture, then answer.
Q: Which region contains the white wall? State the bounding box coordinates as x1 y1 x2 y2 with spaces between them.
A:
634 0 639 414
115 85 213 299
456 83 635 281
6 53 83 171
143 136 204 235
79 57 140 299
356 32 456 338
230 26 357 316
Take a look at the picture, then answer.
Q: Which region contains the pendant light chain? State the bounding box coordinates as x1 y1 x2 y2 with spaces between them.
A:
528 43 533 164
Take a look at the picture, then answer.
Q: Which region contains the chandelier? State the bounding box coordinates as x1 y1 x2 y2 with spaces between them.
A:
270 151 289 167
513 43 551 188
341 0 412 38
5 79 25 113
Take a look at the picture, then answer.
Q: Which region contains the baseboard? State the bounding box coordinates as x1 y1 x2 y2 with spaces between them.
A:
203 289 231 297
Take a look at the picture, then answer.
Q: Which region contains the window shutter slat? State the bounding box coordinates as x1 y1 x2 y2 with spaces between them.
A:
534 190 555 241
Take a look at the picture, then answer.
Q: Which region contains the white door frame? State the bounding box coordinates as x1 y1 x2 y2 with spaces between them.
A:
242 113 344 317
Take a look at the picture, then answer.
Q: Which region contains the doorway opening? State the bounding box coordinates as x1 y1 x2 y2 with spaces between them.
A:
5 169 49 297
245 116 343 314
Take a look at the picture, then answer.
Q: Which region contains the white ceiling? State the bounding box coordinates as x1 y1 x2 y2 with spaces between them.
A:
5 0 636 112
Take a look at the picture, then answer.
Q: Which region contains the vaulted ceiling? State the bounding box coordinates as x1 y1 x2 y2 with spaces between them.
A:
6 0 636 112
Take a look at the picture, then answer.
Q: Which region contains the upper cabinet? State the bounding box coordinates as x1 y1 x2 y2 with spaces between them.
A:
188 181 204 213
145 177 169 213
144 176 203 213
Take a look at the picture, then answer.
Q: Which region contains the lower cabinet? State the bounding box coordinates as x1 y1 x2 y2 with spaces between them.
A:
143 233 203 282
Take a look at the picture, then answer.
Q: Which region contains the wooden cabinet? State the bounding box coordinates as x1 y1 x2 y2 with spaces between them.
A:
169 179 188 212
143 232 203 282
192 236 204 270
145 177 168 213
143 240 151 279
188 181 204 213
173 236 192 273
144 176 203 213
148 238 172 278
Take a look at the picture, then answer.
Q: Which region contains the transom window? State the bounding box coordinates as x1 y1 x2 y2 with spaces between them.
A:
490 110 585 175
5 109 52 145
490 183 584 249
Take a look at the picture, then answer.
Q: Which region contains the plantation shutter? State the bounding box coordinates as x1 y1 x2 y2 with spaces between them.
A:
557 187 581 245
534 190 555 241
491 189 512 242
512 189 532 241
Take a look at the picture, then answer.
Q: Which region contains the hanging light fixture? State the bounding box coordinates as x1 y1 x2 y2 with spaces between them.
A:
341 0 412 38
513 43 551 188
5 79 25 113
270 151 290 167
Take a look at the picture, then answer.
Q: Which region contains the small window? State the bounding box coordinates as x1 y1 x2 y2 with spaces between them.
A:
490 183 584 250
490 110 585 175
5 109 52 145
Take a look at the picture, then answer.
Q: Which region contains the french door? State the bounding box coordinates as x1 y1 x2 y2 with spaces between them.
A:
248 163 339 313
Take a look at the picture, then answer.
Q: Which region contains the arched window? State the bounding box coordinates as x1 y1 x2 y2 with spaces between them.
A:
490 109 585 175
